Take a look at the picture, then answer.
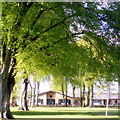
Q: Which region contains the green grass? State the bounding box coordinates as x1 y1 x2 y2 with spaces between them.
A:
11 106 119 120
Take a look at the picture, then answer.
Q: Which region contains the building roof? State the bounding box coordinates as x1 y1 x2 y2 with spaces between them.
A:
39 90 73 98
39 91 119 100
93 93 119 100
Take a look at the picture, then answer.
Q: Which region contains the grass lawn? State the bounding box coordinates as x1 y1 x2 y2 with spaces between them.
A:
11 106 119 120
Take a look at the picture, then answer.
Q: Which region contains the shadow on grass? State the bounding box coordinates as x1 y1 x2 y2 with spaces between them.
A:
12 110 118 120
12 111 118 116
13 118 119 120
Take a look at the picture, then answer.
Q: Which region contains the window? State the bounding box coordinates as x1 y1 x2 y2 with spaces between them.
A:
50 95 52 98
59 99 63 104
74 100 79 103
38 99 43 104
47 99 55 105
64 99 71 105
93 100 102 103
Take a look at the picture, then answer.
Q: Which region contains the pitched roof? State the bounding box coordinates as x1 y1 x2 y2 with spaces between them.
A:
93 93 119 100
39 90 73 98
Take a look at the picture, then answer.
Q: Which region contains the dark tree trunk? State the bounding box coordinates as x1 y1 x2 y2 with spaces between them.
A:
2 82 14 119
91 84 94 107
65 82 68 107
87 86 90 106
1 50 12 118
0 49 15 119
82 83 85 107
5 64 15 119
19 78 29 111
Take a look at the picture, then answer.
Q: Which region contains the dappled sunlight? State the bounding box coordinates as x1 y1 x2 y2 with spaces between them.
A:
11 107 118 119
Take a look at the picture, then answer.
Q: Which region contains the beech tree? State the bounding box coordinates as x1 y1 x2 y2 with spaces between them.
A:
0 2 119 119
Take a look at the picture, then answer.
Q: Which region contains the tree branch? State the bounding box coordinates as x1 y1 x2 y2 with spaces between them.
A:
31 14 76 42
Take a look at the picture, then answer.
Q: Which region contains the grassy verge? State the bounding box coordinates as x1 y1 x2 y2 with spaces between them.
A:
11 106 119 120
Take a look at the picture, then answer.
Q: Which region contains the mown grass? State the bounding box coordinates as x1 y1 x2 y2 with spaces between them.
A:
11 106 119 120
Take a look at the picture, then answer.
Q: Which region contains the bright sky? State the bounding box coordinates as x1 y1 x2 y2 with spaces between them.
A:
39 81 50 93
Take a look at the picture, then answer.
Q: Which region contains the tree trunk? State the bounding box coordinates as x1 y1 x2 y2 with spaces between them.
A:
19 78 29 111
0 49 15 119
82 83 85 107
65 82 68 107
31 82 35 107
1 74 15 119
80 86 83 107
72 86 75 107
91 84 94 107
5 65 15 118
35 81 39 107
10 88 17 107
0 74 2 118
87 86 90 106
19 85 23 110
29 79 33 107
10 92 14 107
61 82 65 106
2 82 14 119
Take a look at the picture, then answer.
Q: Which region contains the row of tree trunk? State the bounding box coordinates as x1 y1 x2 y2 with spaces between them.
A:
61 81 94 107
10 77 94 111
18 79 40 111
80 84 94 107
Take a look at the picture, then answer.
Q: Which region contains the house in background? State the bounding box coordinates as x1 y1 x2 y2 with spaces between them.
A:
38 91 80 106
92 93 120 106
38 90 120 107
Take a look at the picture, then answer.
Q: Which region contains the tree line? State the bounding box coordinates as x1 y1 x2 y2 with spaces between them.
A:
0 2 119 119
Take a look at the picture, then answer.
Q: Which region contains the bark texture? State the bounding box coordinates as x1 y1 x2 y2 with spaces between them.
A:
19 78 29 111
0 49 15 119
87 86 90 106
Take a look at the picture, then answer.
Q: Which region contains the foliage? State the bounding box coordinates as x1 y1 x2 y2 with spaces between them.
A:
2 2 119 92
